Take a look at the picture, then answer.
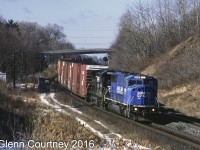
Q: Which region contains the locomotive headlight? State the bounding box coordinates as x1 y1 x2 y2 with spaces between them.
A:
152 108 155 112
134 108 138 111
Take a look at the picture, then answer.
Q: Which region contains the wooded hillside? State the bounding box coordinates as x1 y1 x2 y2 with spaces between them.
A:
111 0 200 76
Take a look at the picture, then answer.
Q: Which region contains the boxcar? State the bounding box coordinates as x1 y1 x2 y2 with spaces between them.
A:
58 59 108 97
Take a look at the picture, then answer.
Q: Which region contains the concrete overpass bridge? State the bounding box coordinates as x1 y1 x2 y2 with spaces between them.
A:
41 48 113 55
40 48 113 69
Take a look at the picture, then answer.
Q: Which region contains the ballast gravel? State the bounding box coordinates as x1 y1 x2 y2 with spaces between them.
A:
166 121 200 138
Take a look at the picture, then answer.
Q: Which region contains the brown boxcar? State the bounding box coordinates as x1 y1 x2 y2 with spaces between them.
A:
72 63 78 94
57 60 61 83
58 58 71 85
58 59 108 97
67 62 72 90
63 61 68 86
60 61 63 85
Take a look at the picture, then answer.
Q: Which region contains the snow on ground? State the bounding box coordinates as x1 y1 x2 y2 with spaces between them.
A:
49 93 83 115
39 93 151 150
40 93 70 116
94 120 109 130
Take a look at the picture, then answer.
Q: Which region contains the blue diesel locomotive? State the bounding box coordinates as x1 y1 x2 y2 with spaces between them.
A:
89 70 158 121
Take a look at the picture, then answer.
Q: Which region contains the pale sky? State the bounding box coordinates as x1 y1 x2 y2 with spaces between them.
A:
0 0 139 49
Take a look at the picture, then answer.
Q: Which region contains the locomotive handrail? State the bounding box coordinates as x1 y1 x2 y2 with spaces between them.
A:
104 88 110 98
103 88 110 102
127 96 133 118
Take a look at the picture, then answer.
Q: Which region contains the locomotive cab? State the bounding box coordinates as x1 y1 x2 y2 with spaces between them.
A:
125 75 158 117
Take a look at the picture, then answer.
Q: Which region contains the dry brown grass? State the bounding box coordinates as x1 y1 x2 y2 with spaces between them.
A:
0 84 35 141
0 88 35 111
32 112 99 143
140 36 200 118
142 36 200 89
35 63 57 79
159 83 200 118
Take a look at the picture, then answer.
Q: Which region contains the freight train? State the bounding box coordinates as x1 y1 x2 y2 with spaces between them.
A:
58 58 159 121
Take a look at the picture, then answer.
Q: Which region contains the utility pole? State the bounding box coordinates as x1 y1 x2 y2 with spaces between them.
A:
21 51 24 79
13 51 16 88
24 52 26 78
21 51 26 79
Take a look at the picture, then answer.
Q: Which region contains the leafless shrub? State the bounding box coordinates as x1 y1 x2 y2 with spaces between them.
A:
32 113 99 142
0 89 35 141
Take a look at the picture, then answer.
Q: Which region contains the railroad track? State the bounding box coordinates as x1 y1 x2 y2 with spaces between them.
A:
65 91 200 150
149 123 200 145
162 112 200 128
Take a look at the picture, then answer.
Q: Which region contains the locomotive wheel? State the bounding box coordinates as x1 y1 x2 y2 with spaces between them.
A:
119 105 124 116
124 108 130 118
133 114 138 121
97 99 102 107
102 101 108 110
86 96 91 102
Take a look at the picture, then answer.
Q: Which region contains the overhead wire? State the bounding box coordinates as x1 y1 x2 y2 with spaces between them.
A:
67 36 112 38
72 43 111 45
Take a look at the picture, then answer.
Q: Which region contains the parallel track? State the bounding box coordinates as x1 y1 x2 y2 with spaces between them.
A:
149 123 200 145
66 91 200 150
161 112 200 128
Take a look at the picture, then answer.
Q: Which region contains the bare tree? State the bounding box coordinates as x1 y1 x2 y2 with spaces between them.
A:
110 0 200 72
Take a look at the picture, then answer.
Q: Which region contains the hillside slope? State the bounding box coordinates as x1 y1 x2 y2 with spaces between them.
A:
142 36 200 118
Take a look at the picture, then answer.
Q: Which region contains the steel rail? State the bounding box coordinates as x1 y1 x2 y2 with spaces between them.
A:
65 91 200 150
161 112 200 128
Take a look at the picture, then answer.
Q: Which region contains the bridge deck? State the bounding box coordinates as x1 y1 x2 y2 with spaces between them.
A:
41 49 112 54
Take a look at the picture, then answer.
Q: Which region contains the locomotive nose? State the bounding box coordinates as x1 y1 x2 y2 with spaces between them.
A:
143 86 157 106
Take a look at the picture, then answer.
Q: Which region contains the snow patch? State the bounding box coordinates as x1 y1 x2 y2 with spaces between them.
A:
39 93 70 115
49 93 83 115
94 120 109 130
76 117 105 139
40 93 53 106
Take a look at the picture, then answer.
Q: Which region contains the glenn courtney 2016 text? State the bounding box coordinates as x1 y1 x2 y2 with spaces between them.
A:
0 140 95 149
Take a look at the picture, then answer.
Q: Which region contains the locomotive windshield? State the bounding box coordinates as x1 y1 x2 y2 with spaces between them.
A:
144 79 157 89
128 78 157 87
144 79 152 85
144 79 155 85
129 80 142 86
